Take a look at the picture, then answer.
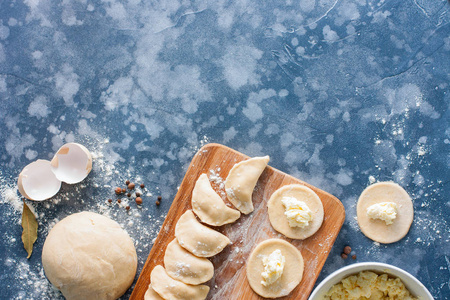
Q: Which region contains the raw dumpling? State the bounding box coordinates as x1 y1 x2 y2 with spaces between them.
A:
225 156 270 214
192 173 240 226
164 239 214 285
175 210 230 257
151 265 209 300
144 284 164 300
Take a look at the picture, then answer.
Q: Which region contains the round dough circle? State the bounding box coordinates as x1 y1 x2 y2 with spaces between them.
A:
357 181 414 244
42 212 137 300
267 184 324 239
246 239 304 298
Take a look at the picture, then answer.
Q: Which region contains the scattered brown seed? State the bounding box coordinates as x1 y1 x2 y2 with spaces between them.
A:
135 197 143 205
107 199 112 203
156 200 160 206
157 196 162 201
117 199 122 203
128 183 135 190
122 188 126 193
341 253 348 259
343 246 352 255
140 183 145 189
352 255 357 260
126 205 130 211
135 192 141 197
125 180 130 185
115 187 122 195
127 193 131 197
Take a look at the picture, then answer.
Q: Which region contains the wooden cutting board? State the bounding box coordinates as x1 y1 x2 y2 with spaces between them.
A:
130 143 345 300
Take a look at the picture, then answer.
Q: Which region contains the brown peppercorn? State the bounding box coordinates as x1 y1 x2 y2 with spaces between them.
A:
126 205 130 211
135 192 141 197
155 200 160 206
127 193 131 197
352 255 357 260
341 253 348 259
122 188 126 193
157 196 162 201
125 180 130 185
107 199 112 203
135 197 143 205
115 187 122 195
117 199 122 204
128 183 135 190
140 183 145 189
343 246 352 255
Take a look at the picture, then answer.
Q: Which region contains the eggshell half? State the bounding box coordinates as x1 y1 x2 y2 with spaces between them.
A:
51 143 93 184
18 159 62 201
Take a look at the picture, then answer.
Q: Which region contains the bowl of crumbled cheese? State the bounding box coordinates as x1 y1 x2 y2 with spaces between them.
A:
309 262 433 300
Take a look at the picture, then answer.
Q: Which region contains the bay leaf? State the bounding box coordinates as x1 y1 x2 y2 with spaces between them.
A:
21 200 38 259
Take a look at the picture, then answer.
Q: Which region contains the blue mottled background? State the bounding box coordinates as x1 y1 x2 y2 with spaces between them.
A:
0 0 449 299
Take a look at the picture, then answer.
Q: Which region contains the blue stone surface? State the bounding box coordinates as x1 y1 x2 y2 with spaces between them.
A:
0 0 448 299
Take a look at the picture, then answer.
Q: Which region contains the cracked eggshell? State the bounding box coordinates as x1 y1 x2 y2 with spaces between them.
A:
51 143 92 184
18 160 62 201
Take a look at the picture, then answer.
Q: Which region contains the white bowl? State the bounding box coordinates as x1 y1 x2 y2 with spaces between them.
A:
309 262 433 300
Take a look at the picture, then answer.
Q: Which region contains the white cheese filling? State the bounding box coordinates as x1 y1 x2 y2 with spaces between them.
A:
281 196 313 228
261 249 285 287
366 202 398 225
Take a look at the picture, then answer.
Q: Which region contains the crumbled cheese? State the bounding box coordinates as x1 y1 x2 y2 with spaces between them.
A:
325 271 417 300
366 202 398 225
261 249 285 286
281 196 313 228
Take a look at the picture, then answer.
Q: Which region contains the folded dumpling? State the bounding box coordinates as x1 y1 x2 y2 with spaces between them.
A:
144 284 164 300
151 265 209 300
225 156 270 214
164 239 214 284
192 173 240 226
175 210 230 257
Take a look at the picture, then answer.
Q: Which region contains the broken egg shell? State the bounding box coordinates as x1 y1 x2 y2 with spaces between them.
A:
17 160 62 201
51 143 93 184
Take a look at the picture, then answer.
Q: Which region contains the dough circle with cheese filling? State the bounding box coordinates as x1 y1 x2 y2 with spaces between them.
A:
246 239 304 298
267 184 324 240
357 181 414 244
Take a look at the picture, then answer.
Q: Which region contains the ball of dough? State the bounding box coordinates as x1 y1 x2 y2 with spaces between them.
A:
42 212 137 300
246 239 304 298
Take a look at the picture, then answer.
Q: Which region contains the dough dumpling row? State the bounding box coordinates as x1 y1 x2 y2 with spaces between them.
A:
175 210 231 257
146 154 278 299
192 173 240 226
225 156 270 214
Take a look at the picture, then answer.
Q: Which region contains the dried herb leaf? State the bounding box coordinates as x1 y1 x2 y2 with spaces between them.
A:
21 200 38 259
